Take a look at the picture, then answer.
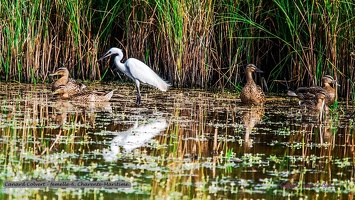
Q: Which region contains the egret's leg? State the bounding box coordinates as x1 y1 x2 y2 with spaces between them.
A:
135 80 141 105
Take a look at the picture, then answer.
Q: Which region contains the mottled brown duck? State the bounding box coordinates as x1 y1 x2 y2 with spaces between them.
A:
299 91 329 115
240 64 265 106
53 85 115 102
288 75 337 105
50 67 87 96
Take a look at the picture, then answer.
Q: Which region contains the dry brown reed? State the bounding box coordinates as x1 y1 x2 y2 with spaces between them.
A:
1 0 354 99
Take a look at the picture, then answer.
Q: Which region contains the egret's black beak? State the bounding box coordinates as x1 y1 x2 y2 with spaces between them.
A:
98 51 112 62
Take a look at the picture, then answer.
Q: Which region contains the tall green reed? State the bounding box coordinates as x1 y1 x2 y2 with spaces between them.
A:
0 0 122 83
218 0 354 96
0 0 354 98
114 0 216 88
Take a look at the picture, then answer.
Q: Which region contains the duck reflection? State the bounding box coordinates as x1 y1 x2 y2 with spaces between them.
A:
51 99 74 126
51 99 112 127
282 119 335 190
288 117 335 160
242 106 265 149
319 118 334 146
103 116 169 162
72 101 113 113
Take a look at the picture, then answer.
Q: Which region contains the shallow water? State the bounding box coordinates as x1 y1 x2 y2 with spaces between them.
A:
0 83 354 199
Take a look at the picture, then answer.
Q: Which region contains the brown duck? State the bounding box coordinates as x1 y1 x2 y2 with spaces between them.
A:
240 64 265 106
49 67 87 96
299 91 329 116
53 85 115 102
288 75 337 105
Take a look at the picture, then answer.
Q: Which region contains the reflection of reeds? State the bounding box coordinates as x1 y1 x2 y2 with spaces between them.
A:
2 84 355 198
0 84 121 197
0 85 102 158
146 93 243 197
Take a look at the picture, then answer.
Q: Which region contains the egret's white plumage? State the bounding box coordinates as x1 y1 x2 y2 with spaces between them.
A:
99 47 170 105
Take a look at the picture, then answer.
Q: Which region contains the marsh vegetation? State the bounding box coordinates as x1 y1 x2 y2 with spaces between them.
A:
0 0 355 99
1 0 355 198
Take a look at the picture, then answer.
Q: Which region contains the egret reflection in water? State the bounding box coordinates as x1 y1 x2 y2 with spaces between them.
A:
102 116 169 162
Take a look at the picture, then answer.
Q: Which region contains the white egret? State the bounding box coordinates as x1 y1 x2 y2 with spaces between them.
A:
99 47 170 105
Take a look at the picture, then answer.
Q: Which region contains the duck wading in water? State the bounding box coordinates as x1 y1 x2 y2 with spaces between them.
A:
240 64 265 106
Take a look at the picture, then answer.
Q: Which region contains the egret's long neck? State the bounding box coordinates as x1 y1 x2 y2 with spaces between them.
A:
114 55 126 73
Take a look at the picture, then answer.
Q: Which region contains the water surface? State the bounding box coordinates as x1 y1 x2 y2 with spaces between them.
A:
0 83 354 199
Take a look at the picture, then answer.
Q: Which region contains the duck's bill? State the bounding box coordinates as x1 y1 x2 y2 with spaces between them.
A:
255 68 264 73
332 80 340 87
